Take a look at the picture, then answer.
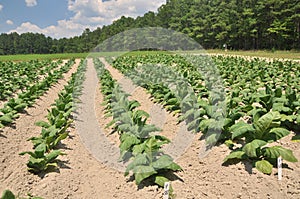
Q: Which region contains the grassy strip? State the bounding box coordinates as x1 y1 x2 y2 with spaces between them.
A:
0 53 88 61
1 49 299 62
0 52 129 61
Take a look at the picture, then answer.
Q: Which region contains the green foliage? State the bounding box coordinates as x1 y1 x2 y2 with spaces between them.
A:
1 0 300 53
1 190 15 199
255 160 273 175
20 148 65 174
112 53 299 176
1 189 43 199
224 111 298 174
94 58 182 191
20 59 86 174
0 59 76 128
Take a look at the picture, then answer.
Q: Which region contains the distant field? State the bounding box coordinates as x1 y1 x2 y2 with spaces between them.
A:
0 53 89 61
1 50 300 61
206 49 300 60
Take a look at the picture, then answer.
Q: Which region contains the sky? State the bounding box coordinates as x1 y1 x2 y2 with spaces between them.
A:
0 0 166 38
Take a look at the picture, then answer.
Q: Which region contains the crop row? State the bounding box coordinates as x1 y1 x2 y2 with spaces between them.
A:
20 59 86 173
111 54 299 175
0 59 62 101
0 59 76 129
94 58 182 194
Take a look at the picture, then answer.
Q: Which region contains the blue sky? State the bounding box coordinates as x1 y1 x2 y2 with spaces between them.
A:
0 0 165 38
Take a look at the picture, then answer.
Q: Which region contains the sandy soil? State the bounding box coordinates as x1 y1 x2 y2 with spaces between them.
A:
0 58 299 199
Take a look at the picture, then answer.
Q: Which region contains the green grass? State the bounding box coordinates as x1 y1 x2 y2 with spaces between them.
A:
0 52 132 61
206 49 300 60
1 50 300 62
0 53 89 61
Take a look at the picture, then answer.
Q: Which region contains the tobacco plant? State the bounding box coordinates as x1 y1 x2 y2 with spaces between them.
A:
20 60 86 173
94 58 182 191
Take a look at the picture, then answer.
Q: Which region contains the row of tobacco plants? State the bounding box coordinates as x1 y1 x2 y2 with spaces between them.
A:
0 59 75 129
111 53 299 175
20 59 86 173
94 58 182 194
0 59 61 100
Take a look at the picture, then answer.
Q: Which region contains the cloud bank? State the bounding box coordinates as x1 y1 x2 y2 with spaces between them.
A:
9 0 165 38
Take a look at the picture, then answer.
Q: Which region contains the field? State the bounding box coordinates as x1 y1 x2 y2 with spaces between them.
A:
0 52 299 199
206 50 300 60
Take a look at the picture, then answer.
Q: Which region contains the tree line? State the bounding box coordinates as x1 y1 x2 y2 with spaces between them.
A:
0 0 299 55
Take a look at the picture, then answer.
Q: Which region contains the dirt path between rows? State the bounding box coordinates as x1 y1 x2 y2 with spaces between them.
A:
0 59 80 197
0 57 299 199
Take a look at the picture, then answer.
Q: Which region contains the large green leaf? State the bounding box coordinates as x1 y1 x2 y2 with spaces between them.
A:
264 146 298 162
1 190 15 199
205 132 220 145
199 118 213 132
242 139 267 158
280 114 296 122
133 110 149 120
35 121 51 128
0 115 13 124
154 176 170 187
224 150 247 162
128 100 140 111
152 154 174 170
35 143 47 158
53 132 69 146
145 136 160 153
132 143 146 156
255 160 273 174
46 150 65 162
140 124 160 137
230 121 255 139
14 103 27 112
254 111 281 138
120 134 140 152
166 162 182 171
267 128 290 142
27 156 46 172
19 151 36 157
272 103 291 113
125 153 148 176
133 165 157 185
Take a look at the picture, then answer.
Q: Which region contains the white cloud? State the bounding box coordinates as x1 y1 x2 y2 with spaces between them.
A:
68 0 165 25
6 20 14 25
10 0 166 38
9 21 91 38
0 4 3 11
11 22 42 33
25 0 37 7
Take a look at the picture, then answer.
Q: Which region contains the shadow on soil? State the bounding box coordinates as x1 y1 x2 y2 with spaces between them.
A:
126 170 184 190
37 160 71 179
222 159 253 174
